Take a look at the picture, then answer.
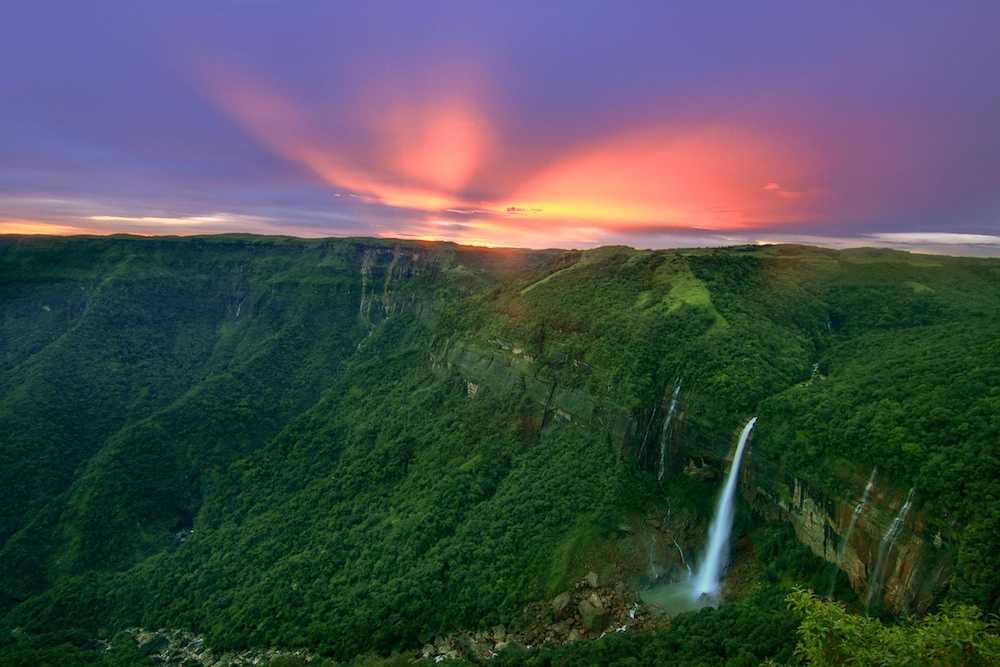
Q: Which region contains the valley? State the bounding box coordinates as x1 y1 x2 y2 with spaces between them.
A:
1 235 998 665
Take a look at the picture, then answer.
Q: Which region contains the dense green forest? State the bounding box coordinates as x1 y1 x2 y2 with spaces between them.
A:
1 235 998 665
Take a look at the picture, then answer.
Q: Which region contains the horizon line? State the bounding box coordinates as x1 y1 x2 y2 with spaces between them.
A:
4 231 1000 260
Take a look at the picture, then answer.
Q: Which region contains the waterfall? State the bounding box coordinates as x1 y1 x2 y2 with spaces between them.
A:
649 535 660 581
691 417 757 599
865 487 915 611
672 536 692 579
657 379 682 481
826 467 877 597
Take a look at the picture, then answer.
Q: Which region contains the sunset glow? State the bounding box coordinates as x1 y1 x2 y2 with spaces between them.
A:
0 220 99 236
200 69 820 247
505 127 811 230
2 3 998 253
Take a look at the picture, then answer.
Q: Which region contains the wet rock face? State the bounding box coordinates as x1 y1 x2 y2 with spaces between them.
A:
750 475 950 614
357 245 426 327
680 429 951 615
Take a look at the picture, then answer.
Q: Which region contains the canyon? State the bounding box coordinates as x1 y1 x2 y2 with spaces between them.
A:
1 235 997 663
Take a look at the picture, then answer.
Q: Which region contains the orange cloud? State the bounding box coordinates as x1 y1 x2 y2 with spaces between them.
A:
375 99 490 194
377 215 604 249
763 181 810 200
504 127 811 231
200 67 821 247
0 219 99 235
201 69 489 212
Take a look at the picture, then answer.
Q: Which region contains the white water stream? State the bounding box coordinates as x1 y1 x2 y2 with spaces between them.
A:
657 380 682 481
691 417 757 599
826 467 877 597
641 417 757 614
866 487 915 611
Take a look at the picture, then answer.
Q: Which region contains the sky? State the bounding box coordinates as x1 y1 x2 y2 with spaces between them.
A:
3 1 999 254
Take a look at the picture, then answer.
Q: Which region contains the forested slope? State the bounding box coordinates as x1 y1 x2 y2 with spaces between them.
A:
1 235 997 664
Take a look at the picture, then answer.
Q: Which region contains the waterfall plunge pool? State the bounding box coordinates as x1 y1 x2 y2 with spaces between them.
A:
640 580 718 616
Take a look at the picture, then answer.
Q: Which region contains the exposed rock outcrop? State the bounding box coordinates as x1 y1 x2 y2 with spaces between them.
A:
110 628 318 666
437 340 632 441
420 576 656 662
747 473 949 614
358 245 425 327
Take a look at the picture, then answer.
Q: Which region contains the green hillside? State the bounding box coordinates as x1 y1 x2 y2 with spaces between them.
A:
1 235 998 665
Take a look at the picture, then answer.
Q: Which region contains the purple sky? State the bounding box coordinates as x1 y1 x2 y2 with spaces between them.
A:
3 1 999 254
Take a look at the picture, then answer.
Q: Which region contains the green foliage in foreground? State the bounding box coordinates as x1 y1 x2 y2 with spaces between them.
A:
788 589 1000 666
458 590 1000 667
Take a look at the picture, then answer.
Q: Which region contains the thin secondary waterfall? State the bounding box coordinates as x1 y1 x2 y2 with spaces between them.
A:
826 467 877 597
657 379 682 481
672 536 692 579
691 417 757 599
866 487 915 611
647 536 663 581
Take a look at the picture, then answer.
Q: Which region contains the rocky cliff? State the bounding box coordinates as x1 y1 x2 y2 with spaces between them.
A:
744 466 951 614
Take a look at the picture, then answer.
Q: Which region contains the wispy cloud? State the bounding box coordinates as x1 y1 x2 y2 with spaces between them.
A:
0 219 100 235
762 182 815 200
868 232 1000 245
199 66 490 213
88 214 235 226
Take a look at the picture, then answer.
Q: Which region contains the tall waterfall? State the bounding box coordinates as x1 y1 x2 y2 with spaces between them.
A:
691 417 757 599
866 487 915 611
826 467 877 597
657 379 682 481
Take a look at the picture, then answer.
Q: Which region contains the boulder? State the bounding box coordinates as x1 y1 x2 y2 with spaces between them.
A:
551 591 572 619
684 459 717 480
138 635 169 656
578 595 609 632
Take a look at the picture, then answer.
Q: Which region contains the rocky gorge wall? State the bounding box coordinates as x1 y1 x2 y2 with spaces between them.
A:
675 417 951 616
742 465 951 614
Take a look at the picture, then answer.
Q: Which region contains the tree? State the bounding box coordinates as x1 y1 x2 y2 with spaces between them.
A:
787 588 1000 666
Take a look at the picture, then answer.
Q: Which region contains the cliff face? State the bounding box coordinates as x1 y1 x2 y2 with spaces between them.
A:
438 339 633 441
692 442 949 617
742 455 951 614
